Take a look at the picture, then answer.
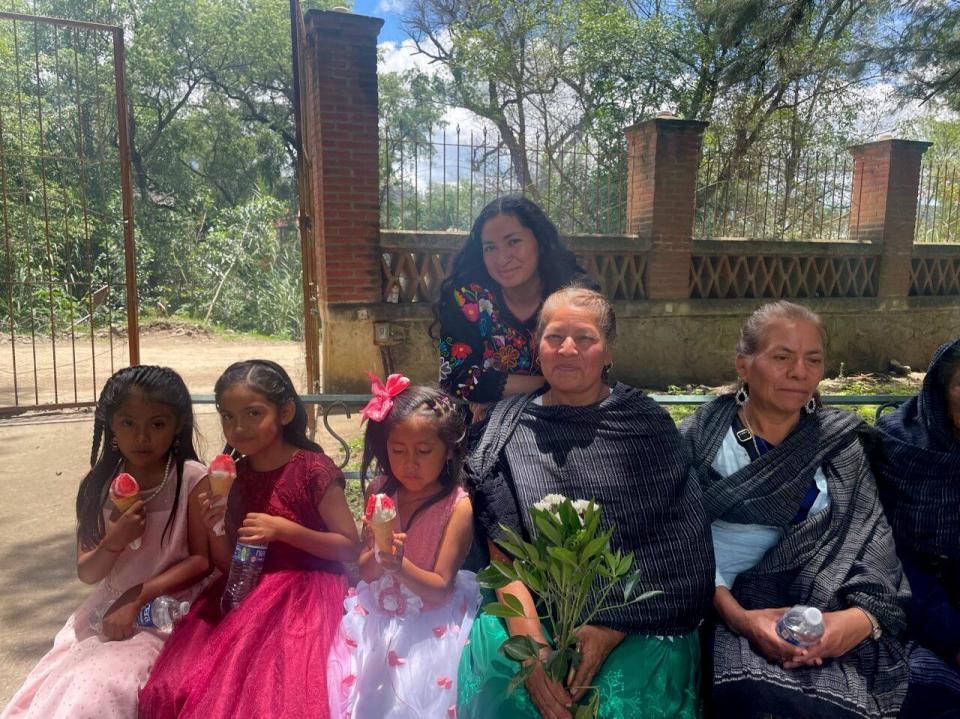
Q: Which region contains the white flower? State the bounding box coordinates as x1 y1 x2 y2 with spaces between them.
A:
478 298 493 314
533 493 568 512
571 499 596 515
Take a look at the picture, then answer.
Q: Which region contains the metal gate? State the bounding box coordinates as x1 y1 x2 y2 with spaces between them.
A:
0 11 137 415
289 0 322 396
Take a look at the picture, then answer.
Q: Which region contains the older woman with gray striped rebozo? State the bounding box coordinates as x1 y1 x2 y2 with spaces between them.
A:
457 286 714 719
683 300 957 719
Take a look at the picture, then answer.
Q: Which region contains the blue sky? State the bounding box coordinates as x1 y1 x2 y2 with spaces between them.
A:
353 0 407 43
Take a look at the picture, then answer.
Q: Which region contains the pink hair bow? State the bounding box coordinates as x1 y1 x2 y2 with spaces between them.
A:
361 371 411 423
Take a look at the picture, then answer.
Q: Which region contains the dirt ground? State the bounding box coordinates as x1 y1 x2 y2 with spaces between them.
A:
0 326 364 707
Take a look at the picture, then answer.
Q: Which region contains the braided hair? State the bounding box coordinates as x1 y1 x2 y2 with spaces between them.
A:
76 365 199 550
214 360 321 455
361 385 466 529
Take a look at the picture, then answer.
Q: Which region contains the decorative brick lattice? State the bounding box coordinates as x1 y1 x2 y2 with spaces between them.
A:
690 254 878 299
381 249 456 303
576 253 648 300
910 256 960 296
380 248 649 303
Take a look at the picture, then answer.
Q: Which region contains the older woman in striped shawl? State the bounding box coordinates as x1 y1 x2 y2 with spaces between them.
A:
683 301 914 719
458 286 714 719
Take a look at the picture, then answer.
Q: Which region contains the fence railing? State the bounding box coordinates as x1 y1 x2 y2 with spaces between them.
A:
379 126 627 235
910 243 960 296
379 230 650 304
694 144 854 242
916 156 960 244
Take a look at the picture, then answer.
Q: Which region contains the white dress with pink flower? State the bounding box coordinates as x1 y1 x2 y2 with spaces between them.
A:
327 484 479 719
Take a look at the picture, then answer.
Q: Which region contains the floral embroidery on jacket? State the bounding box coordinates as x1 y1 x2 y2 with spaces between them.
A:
437 283 538 400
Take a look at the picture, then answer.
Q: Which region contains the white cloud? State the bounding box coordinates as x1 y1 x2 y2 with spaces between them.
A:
377 0 407 13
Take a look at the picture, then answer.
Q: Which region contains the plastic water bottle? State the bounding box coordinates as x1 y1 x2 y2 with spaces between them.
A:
776 605 825 647
220 542 268 613
90 595 190 634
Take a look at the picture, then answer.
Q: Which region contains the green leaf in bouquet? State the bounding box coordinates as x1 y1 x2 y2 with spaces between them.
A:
533 513 564 545
482 600 526 618
557 500 581 532
515 562 545 593
581 534 609 560
499 634 547 662
544 647 573 683
574 690 601 719
617 553 634 575
506 660 535 696
477 564 512 589
622 570 641 601
546 546 579 566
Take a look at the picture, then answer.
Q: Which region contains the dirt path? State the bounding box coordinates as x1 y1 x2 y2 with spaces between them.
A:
0 328 364 706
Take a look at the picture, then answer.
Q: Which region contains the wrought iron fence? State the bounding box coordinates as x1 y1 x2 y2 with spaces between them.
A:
915 156 960 244
695 141 854 242
379 126 627 235
0 12 137 411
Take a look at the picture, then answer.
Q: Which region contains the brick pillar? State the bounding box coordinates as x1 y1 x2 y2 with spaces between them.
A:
848 139 931 298
303 10 383 391
625 117 708 301
305 9 383 305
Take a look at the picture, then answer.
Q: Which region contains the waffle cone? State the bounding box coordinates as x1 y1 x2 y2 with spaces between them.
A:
370 516 397 554
112 494 138 513
209 473 234 499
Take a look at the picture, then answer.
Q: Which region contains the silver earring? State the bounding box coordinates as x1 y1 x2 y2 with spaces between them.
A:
804 396 817 414
735 384 749 407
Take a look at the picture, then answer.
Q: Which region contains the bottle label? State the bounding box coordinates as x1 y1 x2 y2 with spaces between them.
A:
233 543 268 566
137 601 156 628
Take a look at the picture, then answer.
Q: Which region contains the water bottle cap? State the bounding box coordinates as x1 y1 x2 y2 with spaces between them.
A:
803 607 822 624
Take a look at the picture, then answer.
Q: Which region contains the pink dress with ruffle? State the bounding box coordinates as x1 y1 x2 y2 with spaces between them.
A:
1 461 209 719
139 450 348 719
327 480 480 719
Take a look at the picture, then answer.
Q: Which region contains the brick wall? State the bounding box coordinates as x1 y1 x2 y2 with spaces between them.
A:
848 139 931 297
304 10 383 305
625 118 708 300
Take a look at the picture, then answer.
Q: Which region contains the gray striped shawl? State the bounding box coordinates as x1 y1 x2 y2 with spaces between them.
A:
683 395 910 719
467 383 715 635
874 337 960 557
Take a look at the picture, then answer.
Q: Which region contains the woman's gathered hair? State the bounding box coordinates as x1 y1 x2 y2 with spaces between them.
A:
76 365 199 550
535 284 617 348
736 300 826 357
214 359 321 456
361 385 466 529
430 194 587 339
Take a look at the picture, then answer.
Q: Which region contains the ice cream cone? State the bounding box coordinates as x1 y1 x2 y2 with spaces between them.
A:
208 455 237 536
364 493 398 555
111 494 139 514
109 473 141 550
371 515 398 554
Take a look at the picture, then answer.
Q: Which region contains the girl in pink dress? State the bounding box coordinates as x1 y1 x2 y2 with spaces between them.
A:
328 376 479 719
139 359 360 719
2 366 212 719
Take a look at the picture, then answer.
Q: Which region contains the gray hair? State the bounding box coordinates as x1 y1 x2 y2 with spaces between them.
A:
535 284 617 348
736 301 826 357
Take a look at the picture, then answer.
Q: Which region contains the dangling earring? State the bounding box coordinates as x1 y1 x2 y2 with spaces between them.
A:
804 396 818 414
602 362 613 382
735 383 749 407
110 436 119 451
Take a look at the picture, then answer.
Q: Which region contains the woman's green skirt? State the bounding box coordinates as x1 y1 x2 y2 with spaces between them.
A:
457 608 702 718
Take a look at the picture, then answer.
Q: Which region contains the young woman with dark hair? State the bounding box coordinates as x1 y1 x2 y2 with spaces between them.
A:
431 195 592 411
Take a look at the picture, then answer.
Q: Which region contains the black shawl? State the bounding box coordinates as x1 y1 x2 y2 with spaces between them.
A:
683 395 910 719
466 382 714 635
874 337 960 558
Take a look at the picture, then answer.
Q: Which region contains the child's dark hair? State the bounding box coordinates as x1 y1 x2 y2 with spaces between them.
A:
361 386 466 529
76 365 199 550
214 359 321 454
